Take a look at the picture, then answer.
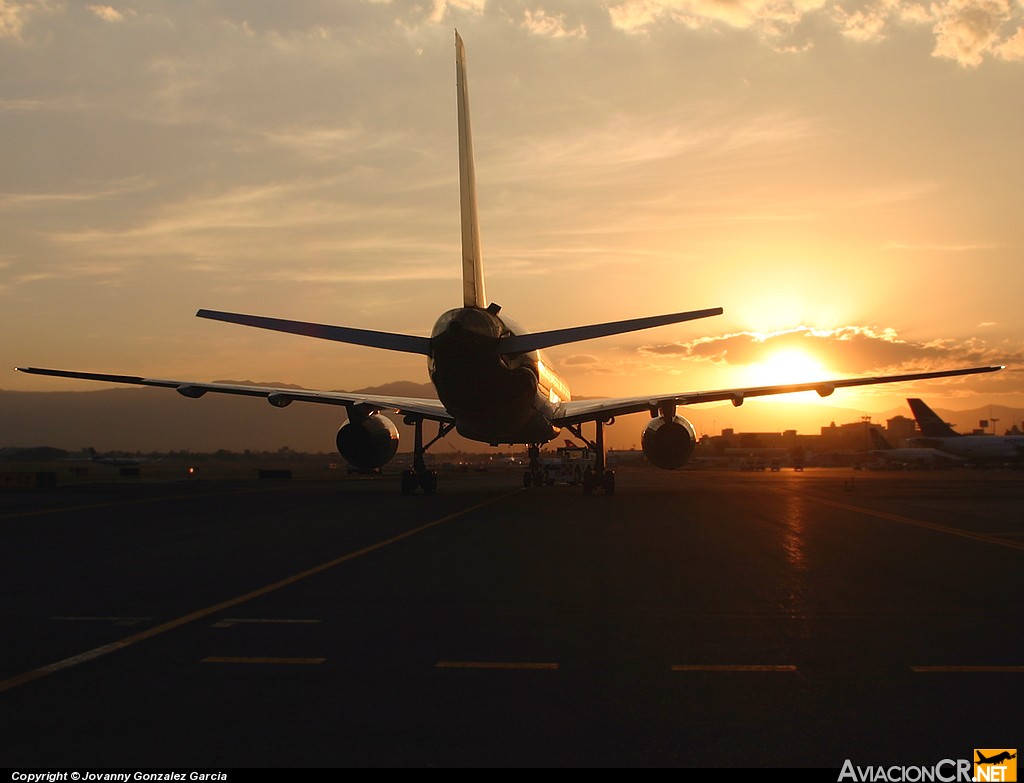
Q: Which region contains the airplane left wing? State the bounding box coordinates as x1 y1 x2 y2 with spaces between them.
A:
552 365 1004 426
14 367 453 422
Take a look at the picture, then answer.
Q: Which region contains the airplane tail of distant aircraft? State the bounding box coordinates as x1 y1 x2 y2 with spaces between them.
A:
907 398 961 438
867 427 891 450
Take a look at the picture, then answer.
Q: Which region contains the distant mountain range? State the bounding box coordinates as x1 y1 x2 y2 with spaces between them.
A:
2 381 1021 454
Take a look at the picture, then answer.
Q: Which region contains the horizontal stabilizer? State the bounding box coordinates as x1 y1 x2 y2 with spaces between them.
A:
498 307 723 354
197 310 432 355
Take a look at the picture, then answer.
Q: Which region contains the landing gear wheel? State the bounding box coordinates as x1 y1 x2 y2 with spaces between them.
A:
582 468 595 496
420 470 437 495
602 471 615 496
401 470 418 495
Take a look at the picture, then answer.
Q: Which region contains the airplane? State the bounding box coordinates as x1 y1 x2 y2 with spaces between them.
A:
16 32 1003 495
865 426 964 467
907 399 1024 464
87 447 142 467
977 751 1017 765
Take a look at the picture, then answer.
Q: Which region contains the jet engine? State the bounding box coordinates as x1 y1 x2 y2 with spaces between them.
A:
641 414 697 470
336 414 399 471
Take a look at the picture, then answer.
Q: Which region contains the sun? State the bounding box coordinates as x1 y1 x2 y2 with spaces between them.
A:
744 348 830 387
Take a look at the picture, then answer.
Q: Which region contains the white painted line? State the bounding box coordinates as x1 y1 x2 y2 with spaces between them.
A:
435 661 559 670
211 618 322 628
202 657 326 665
911 665 1024 673
52 616 153 626
671 664 798 672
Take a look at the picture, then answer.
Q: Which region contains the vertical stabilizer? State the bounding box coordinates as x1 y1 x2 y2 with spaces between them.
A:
455 30 487 309
907 398 961 437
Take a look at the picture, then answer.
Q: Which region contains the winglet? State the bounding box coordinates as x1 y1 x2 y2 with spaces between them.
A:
456 30 487 309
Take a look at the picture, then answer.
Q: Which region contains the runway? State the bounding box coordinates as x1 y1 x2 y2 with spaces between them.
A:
1 467 1021 767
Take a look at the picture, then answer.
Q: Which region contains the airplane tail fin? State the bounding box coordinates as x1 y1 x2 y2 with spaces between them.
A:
907 398 961 438
868 427 891 450
456 30 486 309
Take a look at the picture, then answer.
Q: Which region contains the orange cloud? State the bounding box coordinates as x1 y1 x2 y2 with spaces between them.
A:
640 325 1021 374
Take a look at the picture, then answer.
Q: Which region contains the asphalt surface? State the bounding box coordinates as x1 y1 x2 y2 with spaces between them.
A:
1 466 1021 767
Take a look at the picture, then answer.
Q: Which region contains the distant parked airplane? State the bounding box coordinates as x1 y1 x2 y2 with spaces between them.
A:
16 33 1003 494
908 399 1024 463
865 427 963 467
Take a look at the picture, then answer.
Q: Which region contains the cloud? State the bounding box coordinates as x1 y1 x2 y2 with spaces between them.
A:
834 0 901 42
562 354 601 366
0 179 152 211
880 240 1000 252
49 179 449 260
639 325 1021 374
603 0 1024 66
0 0 23 38
607 0 828 39
428 0 486 24
0 0 45 40
522 8 587 38
87 5 128 23
995 23 1024 60
931 0 1015 66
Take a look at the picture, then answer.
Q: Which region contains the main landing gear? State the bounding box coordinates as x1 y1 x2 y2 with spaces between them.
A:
522 444 546 487
401 417 453 495
568 418 615 496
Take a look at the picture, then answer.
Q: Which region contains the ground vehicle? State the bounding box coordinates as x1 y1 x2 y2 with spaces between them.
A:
538 443 596 486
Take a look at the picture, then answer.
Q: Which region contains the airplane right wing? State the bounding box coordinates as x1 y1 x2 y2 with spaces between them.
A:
552 365 1004 426
14 367 453 422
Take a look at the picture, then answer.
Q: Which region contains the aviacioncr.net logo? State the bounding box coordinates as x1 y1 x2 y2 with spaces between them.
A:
838 759 973 782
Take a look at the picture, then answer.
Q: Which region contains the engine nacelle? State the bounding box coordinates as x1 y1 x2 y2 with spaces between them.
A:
336 415 399 471
641 415 697 470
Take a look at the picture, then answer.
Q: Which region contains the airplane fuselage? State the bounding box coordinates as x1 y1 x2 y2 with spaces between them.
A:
429 306 569 444
911 435 1024 461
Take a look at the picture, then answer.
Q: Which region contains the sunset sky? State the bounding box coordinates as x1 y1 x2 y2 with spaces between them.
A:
3 0 1022 433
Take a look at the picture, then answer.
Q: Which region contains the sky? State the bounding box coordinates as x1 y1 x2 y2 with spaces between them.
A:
2 0 1023 434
